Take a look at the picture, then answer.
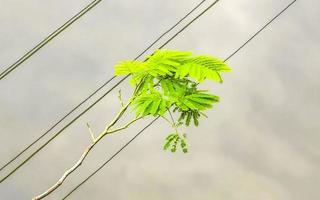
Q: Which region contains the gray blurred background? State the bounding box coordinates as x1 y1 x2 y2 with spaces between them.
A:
0 0 319 199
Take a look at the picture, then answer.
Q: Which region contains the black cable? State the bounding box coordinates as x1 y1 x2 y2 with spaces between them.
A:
133 0 207 60
0 0 103 81
62 1 297 199
224 0 297 62
0 76 128 184
0 77 115 172
0 0 211 183
62 117 159 200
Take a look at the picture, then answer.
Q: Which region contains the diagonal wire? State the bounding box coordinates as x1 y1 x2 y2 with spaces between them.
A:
62 117 160 200
0 0 207 174
0 0 103 81
62 1 298 199
0 77 116 172
0 0 212 183
224 0 297 61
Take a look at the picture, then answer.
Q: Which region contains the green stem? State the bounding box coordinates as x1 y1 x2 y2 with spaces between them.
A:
161 116 173 126
105 101 132 133
167 109 179 134
106 117 143 134
86 123 95 142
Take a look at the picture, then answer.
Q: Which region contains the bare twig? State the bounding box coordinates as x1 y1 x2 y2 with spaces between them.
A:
32 101 142 199
118 89 124 107
86 123 96 142
32 144 94 200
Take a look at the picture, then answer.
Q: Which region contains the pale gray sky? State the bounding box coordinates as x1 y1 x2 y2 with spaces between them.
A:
0 0 319 199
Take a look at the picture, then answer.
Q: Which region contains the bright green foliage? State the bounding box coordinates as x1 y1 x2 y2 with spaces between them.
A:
177 91 220 111
175 55 231 83
114 49 231 153
131 91 168 117
115 61 144 75
163 133 188 153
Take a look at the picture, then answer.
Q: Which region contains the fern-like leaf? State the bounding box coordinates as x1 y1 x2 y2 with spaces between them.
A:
180 92 220 111
132 92 170 117
163 133 188 153
113 49 232 153
146 49 192 67
175 55 231 83
114 60 145 76
160 79 187 100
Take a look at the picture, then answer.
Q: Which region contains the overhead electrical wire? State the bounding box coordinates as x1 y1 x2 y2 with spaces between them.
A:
62 0 298 199
0 0 212 183
0 0 104 81
0 77 116 172
62 117 159 200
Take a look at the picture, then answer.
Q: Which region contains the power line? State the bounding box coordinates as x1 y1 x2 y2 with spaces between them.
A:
62 117 159 200
0 0 213 183
62 1 298 199
0 75 128 184
0 0 103 81
0 0 207 174
0 77 116 172
224 0 297 62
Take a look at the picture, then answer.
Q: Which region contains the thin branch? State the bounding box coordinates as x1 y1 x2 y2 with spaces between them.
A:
161 116 173 126
33 103 141 199
118 89 124 107
168 109 179 134
105 101 131 132
107 117 143 134
86 123 96 142
32 144 94 200
168 109 176 125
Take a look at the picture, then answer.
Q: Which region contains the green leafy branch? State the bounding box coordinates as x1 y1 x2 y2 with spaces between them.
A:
115 49 231 153
33 49 231 199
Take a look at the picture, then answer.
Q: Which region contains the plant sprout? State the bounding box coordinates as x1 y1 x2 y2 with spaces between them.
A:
33 49 231 199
